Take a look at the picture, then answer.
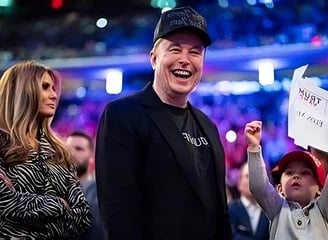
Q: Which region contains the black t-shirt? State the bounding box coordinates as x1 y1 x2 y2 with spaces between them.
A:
166 104 219 239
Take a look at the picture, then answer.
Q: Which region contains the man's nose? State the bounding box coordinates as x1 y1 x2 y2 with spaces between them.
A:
178 51 191 64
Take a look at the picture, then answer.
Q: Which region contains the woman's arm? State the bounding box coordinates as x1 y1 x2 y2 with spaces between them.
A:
0 165 67 221
61 170 92 237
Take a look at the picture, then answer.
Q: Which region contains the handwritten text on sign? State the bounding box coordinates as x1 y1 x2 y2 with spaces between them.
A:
288 64 328 152
296 110 324 127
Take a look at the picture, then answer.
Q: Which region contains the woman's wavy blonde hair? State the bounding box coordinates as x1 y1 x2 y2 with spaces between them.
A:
0 60 72 167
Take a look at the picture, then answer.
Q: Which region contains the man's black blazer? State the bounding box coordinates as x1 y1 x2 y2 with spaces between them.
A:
95 82 232 240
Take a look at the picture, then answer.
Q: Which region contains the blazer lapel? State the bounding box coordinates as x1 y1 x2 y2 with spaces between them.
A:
140 83 210 210
255 211 269 236
238 201 253 234
146 108 207 208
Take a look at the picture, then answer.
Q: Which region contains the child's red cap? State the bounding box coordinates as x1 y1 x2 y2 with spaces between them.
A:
271 150 326 187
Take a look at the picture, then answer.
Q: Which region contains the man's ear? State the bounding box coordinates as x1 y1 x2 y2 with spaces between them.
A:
150 51 156 70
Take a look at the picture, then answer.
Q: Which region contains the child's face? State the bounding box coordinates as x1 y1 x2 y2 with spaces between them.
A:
277 160 320 207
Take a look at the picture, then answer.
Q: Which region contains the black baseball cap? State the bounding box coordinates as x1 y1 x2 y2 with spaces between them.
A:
153 6 212 47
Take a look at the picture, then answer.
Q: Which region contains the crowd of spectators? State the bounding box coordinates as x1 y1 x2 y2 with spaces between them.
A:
1 1 328 62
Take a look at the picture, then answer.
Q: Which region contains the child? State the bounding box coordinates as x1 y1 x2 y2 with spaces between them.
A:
244 120 328 240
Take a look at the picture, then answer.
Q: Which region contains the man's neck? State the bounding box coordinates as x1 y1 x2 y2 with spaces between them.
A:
152 84 188 108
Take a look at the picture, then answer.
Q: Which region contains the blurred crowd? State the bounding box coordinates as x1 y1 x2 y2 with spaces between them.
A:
1 1 328 62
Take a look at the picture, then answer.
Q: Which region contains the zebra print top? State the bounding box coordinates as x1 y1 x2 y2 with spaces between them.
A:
0 129 92 239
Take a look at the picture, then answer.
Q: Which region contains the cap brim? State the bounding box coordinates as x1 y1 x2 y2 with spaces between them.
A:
155 26 212 47
178 26 212 46
271 151 317 185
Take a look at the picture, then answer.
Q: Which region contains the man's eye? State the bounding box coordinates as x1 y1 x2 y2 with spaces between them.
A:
191 50 201 55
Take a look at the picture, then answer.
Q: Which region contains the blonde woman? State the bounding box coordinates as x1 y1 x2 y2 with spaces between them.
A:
0 60 91 239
